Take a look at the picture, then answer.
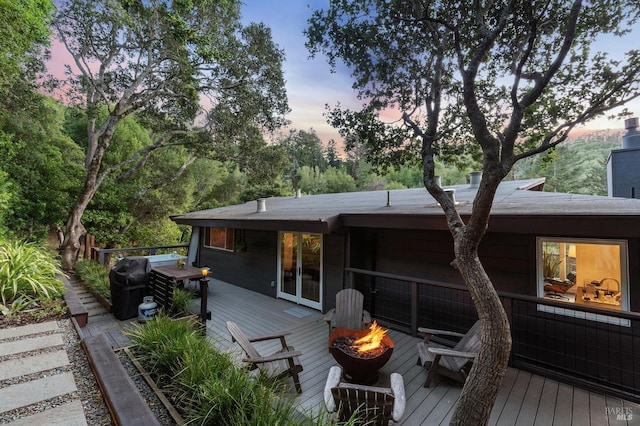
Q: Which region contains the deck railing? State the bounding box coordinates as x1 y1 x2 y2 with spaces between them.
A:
92 244 188 266
345 266 640 403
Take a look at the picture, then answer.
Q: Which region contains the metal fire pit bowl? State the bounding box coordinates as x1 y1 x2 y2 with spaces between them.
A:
328 327 394 385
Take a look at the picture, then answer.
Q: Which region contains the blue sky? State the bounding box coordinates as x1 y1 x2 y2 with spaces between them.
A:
241 1 640 143
240 1 358 145
47 1 640 148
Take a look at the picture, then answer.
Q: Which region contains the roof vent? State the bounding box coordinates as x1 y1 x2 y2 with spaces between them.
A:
469 171 482 188
444 189 456 203
295 188 302 198
622 117 640 149
256 198 266 213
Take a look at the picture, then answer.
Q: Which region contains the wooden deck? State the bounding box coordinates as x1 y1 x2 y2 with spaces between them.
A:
199 279 639 425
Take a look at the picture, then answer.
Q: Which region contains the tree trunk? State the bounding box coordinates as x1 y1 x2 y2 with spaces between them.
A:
449 234 512 425
60 175 98 271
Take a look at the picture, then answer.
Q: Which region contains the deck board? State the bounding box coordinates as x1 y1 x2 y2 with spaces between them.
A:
200 278 638 426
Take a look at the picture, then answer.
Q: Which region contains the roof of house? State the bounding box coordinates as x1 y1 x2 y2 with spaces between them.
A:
172 178 640 236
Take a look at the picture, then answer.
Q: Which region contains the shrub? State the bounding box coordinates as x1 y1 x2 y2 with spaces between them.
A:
74 260 110 301
127 316 328 425
0 240 65 314
168 287 194 318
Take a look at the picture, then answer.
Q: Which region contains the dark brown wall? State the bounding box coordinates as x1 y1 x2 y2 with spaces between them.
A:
350 228 531 294
199 228 278 297
323 234 346 312
198 227 347 312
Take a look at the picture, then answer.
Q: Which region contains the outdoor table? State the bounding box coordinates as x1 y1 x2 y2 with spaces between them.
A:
149 265 211 323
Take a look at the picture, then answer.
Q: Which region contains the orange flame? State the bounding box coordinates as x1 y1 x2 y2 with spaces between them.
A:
352 321 387 353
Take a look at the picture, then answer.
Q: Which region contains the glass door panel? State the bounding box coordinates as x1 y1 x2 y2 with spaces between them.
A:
300 233 321 304
279 232 297 301
278 232 322 309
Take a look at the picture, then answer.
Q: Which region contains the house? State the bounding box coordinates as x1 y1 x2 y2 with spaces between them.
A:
172 176 640 402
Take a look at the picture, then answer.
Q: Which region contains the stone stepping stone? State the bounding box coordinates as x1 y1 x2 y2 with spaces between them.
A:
0 334 64 358
0 372 77 413
6 400 87 425
0 321 59 341
0 350 69 381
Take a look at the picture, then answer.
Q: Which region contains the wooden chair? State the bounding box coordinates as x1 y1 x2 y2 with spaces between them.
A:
324 366 406 425
416 320 481 387
225 321 303 393
323 288 372 332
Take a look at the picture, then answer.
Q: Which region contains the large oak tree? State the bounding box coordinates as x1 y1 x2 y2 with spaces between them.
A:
53 0 289 269
306 1 640 424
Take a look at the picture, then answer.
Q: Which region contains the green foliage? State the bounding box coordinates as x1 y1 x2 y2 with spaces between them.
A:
0 90 84 240
127 316 324 425
514 132 622 195
324 167 357 193
168 288 194 318
0 239 65 313
53 0 289 269
74 260 110 301
298 166 327 194
306 1 640 180
0 0 53 93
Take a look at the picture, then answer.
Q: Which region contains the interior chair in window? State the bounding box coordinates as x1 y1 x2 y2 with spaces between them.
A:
324 366 406 425
416 320 481 387
323 288 372 333
226 321 303 393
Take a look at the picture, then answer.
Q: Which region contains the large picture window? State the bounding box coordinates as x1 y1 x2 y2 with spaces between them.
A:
537 237 629 314
204 227 235 251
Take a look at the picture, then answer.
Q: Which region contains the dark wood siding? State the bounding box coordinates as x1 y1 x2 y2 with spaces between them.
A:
198 228 278 297
322 234 345 312
350 228 532 295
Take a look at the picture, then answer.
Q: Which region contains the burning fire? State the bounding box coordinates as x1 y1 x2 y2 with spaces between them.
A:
352 321 387 353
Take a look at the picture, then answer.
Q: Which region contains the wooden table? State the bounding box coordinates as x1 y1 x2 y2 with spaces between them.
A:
151 265 206 283
149 264 211 323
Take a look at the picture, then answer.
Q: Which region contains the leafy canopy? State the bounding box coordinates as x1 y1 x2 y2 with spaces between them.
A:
306 1 640 174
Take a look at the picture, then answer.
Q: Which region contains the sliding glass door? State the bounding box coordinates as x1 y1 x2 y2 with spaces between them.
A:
278 232 322 310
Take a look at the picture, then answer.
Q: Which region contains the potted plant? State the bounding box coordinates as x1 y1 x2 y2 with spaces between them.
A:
176 258 186 270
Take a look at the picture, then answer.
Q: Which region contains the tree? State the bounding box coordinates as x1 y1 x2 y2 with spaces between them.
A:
0 0 53 93
53 0 288 269
306 1 640 424
0 89 83 240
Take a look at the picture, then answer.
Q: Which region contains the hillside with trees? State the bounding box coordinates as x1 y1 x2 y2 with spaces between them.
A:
0 0 632 261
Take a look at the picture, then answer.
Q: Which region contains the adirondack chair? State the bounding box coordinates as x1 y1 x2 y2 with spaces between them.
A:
226 321 303 393
416 320 482 387
324 366 406 425
323 288 372 332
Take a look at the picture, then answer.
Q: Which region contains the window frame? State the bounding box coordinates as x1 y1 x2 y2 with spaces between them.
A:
536 236 630 325
204 227 235 252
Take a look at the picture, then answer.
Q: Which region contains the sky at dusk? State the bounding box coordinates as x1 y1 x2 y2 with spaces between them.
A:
47 1 640 149
240 0 640 142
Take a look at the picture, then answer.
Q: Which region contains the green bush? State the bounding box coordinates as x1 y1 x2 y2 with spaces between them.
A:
168 287 194 318
0 240 65 314
74 260 110 301
127 316 329 425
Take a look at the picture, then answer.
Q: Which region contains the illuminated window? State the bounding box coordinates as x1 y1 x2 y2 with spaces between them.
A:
537 237 629 322
204 227 235 251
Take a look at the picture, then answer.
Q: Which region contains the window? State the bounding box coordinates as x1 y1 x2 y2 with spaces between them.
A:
537 237 629 322
204 227 235 251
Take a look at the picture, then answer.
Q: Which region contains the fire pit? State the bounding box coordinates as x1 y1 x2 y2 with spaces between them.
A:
328 321 394 385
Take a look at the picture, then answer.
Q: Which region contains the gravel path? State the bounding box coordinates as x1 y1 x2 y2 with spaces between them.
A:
0 318 178 425
0 319 111 425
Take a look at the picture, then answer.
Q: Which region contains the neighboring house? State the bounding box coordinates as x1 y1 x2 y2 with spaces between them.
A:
172 177 640 402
